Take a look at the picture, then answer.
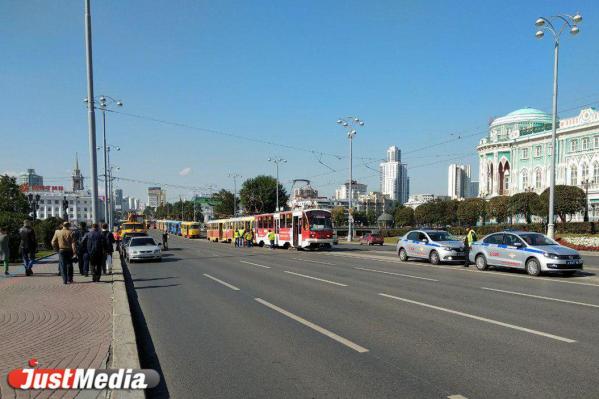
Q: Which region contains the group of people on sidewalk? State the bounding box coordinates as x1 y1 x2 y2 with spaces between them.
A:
52 221 115 284
0 220 38 276
233 227 255 248
0 219 115 284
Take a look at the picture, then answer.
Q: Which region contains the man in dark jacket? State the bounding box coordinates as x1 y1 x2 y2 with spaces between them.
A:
76 222 89 276
85 223 105 282
19 220 37 276
101 223 115 274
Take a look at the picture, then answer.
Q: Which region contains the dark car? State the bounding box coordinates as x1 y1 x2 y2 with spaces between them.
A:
360 233 384 246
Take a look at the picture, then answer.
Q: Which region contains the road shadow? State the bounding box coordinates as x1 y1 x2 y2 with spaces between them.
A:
122 261 171 398
133 276 177 282
134 283 181 290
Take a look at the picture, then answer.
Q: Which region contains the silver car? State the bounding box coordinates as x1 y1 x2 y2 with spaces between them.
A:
396 230 465 265
469 231 583 276
126 236 162 263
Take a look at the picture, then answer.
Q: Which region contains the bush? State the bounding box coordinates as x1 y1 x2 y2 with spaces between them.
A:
34 217 64 250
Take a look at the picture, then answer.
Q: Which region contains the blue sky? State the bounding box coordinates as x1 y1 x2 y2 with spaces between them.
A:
2 0 599 202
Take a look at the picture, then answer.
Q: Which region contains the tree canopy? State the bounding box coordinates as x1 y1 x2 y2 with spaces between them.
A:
457 198 487 226
538 185 586 223
240 175 288 214
394 206 414 227
508 192 540 223
211 189 237 218
0 175 29 214
487 196 510 223
155 200 203 221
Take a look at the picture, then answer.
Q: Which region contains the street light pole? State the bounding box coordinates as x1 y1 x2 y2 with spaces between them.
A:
228 173 242 216
583 179 590 222
84 0 99 223
267 158 287 212
337 117 364 242
102 109 108 224
535 12 582 238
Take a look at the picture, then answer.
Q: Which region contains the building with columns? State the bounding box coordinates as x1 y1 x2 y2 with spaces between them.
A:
478 107 599 218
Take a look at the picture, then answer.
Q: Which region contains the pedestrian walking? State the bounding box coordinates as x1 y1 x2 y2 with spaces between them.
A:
0 227 9 276
101 223 115 274
76 222 89 276
267 229 276 249
463 226 478 267
19 220 37 276
162 230 168 250
51 222 77 284
50 225 63 275
85 224 105 282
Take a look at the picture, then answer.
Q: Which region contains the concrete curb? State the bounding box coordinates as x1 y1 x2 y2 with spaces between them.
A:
110 256 144 399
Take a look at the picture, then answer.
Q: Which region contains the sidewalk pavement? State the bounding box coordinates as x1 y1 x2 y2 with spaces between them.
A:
0 255 141 399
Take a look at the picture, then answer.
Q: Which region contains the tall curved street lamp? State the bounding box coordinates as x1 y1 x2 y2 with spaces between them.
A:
336 116 364 242
268 158 286 212
535 12 582 238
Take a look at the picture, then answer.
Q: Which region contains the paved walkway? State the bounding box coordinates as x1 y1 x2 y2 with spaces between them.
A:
0 255 113 399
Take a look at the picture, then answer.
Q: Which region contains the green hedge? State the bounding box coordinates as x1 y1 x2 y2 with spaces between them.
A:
380 222 597 237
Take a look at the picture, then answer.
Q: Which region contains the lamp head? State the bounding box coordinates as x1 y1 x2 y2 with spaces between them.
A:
268 158 272 162
535 18 545 27
117 101 123 106
572 13 582 23
99 96 106 102
336 119 343 124
535 30 544 39
359 121 365 126
342 122 349 127
115 146 121 151
570 25 580 35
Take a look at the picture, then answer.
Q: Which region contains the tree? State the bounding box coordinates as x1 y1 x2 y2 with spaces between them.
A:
240 175 288 214
538 185 586 223
34 217 64 250
488 196 510 223
0 175 29 214
415 199 459 227
395 206 414 227
143 207 155 219
457 198 487 226
365 209 377 226
352 210 367 227
331 206 346 226
211 189 237 218
508 192 540 223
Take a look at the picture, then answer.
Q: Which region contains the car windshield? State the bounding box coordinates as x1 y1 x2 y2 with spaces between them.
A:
427 232 458 241
130 238 157 246
518 233 557 246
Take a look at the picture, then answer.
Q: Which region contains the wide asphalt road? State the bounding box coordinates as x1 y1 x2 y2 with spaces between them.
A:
127 232 599 399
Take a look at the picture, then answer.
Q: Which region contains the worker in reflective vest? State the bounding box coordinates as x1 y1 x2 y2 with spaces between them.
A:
267 230 276 249
239 227 246 247
233 229 240 247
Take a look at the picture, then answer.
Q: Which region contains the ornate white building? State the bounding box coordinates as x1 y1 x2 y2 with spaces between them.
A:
478 107 599 217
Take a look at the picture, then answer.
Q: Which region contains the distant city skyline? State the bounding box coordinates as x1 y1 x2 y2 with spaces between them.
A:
2 1 598 201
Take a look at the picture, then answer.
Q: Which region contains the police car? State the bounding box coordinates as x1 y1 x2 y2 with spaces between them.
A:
469 231 583 276
396 229 465 265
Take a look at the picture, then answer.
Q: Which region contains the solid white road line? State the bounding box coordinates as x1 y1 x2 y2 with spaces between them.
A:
254 298 369 353
290 257 336 265
240 260 272 269
354 267 439 282
481 287 599 309
379 293 576 343
283 271 348 287
203 273 240 291
447 395 468 399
